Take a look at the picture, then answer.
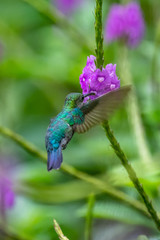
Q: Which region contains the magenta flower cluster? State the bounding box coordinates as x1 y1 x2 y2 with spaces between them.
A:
80 55 120 100
105 2 145 47
0 175 15 210
53 0 81 15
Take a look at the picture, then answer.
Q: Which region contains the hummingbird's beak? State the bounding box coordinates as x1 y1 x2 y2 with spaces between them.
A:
83 92 95 98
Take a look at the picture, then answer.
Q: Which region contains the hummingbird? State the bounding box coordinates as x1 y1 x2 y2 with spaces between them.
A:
45 86 130 171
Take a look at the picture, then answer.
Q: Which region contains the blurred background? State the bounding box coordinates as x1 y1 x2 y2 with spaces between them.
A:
0 0 160 239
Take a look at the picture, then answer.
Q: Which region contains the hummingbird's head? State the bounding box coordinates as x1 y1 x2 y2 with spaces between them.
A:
64 92 95 109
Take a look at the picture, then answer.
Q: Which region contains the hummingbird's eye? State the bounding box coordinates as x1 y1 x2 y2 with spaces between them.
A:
81 96 84 101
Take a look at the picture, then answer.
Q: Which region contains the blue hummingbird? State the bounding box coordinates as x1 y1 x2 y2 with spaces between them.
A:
45 86 130 171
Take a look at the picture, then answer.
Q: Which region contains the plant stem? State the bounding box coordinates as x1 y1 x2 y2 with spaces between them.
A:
62 164 147 215
94 0 160 231
119 44 152 164
53 220 69 240
85 194 95 240
102 120 160 231
0 126 47 162
95 0 104 69
151 19 160 101
0 125 148 216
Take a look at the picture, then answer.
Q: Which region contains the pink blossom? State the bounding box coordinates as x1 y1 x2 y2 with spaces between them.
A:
80 55 120 100
105 2 145 47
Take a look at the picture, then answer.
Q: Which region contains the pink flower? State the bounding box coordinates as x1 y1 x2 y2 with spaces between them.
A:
0 176 15 209
105 2 145 47
80 55 120 100
0 159 16 213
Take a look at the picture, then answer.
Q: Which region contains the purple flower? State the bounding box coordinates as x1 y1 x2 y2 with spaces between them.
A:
0 160 15 214
80 55 120 100
82 55 97 74
0 176 15 209
53 0 82 15
105 2 145 47
80 55 96 95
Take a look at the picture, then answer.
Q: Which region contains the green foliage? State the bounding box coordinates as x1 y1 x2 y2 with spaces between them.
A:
78 200 153 227
137 236 149 240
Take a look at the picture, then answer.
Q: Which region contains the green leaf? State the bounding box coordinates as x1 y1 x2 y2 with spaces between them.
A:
78 201 154 228
17 179 101 203
136 236 149 240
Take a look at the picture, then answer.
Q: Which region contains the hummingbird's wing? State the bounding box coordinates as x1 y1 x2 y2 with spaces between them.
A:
75 86 131 133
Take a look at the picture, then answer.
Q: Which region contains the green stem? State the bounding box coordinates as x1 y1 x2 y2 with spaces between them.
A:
53 220 69 240
85 194 95 240
0 125 148 216
94 0 160 231
95 0 104 69
151 19 160 101
119 45 152 164
102 120 160 231
0 126 47 162
21 0 93 53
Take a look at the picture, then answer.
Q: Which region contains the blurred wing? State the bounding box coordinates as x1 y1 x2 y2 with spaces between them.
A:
75 86 131 133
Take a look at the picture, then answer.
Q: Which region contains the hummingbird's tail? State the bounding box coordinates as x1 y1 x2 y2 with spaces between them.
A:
47 146 63 171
